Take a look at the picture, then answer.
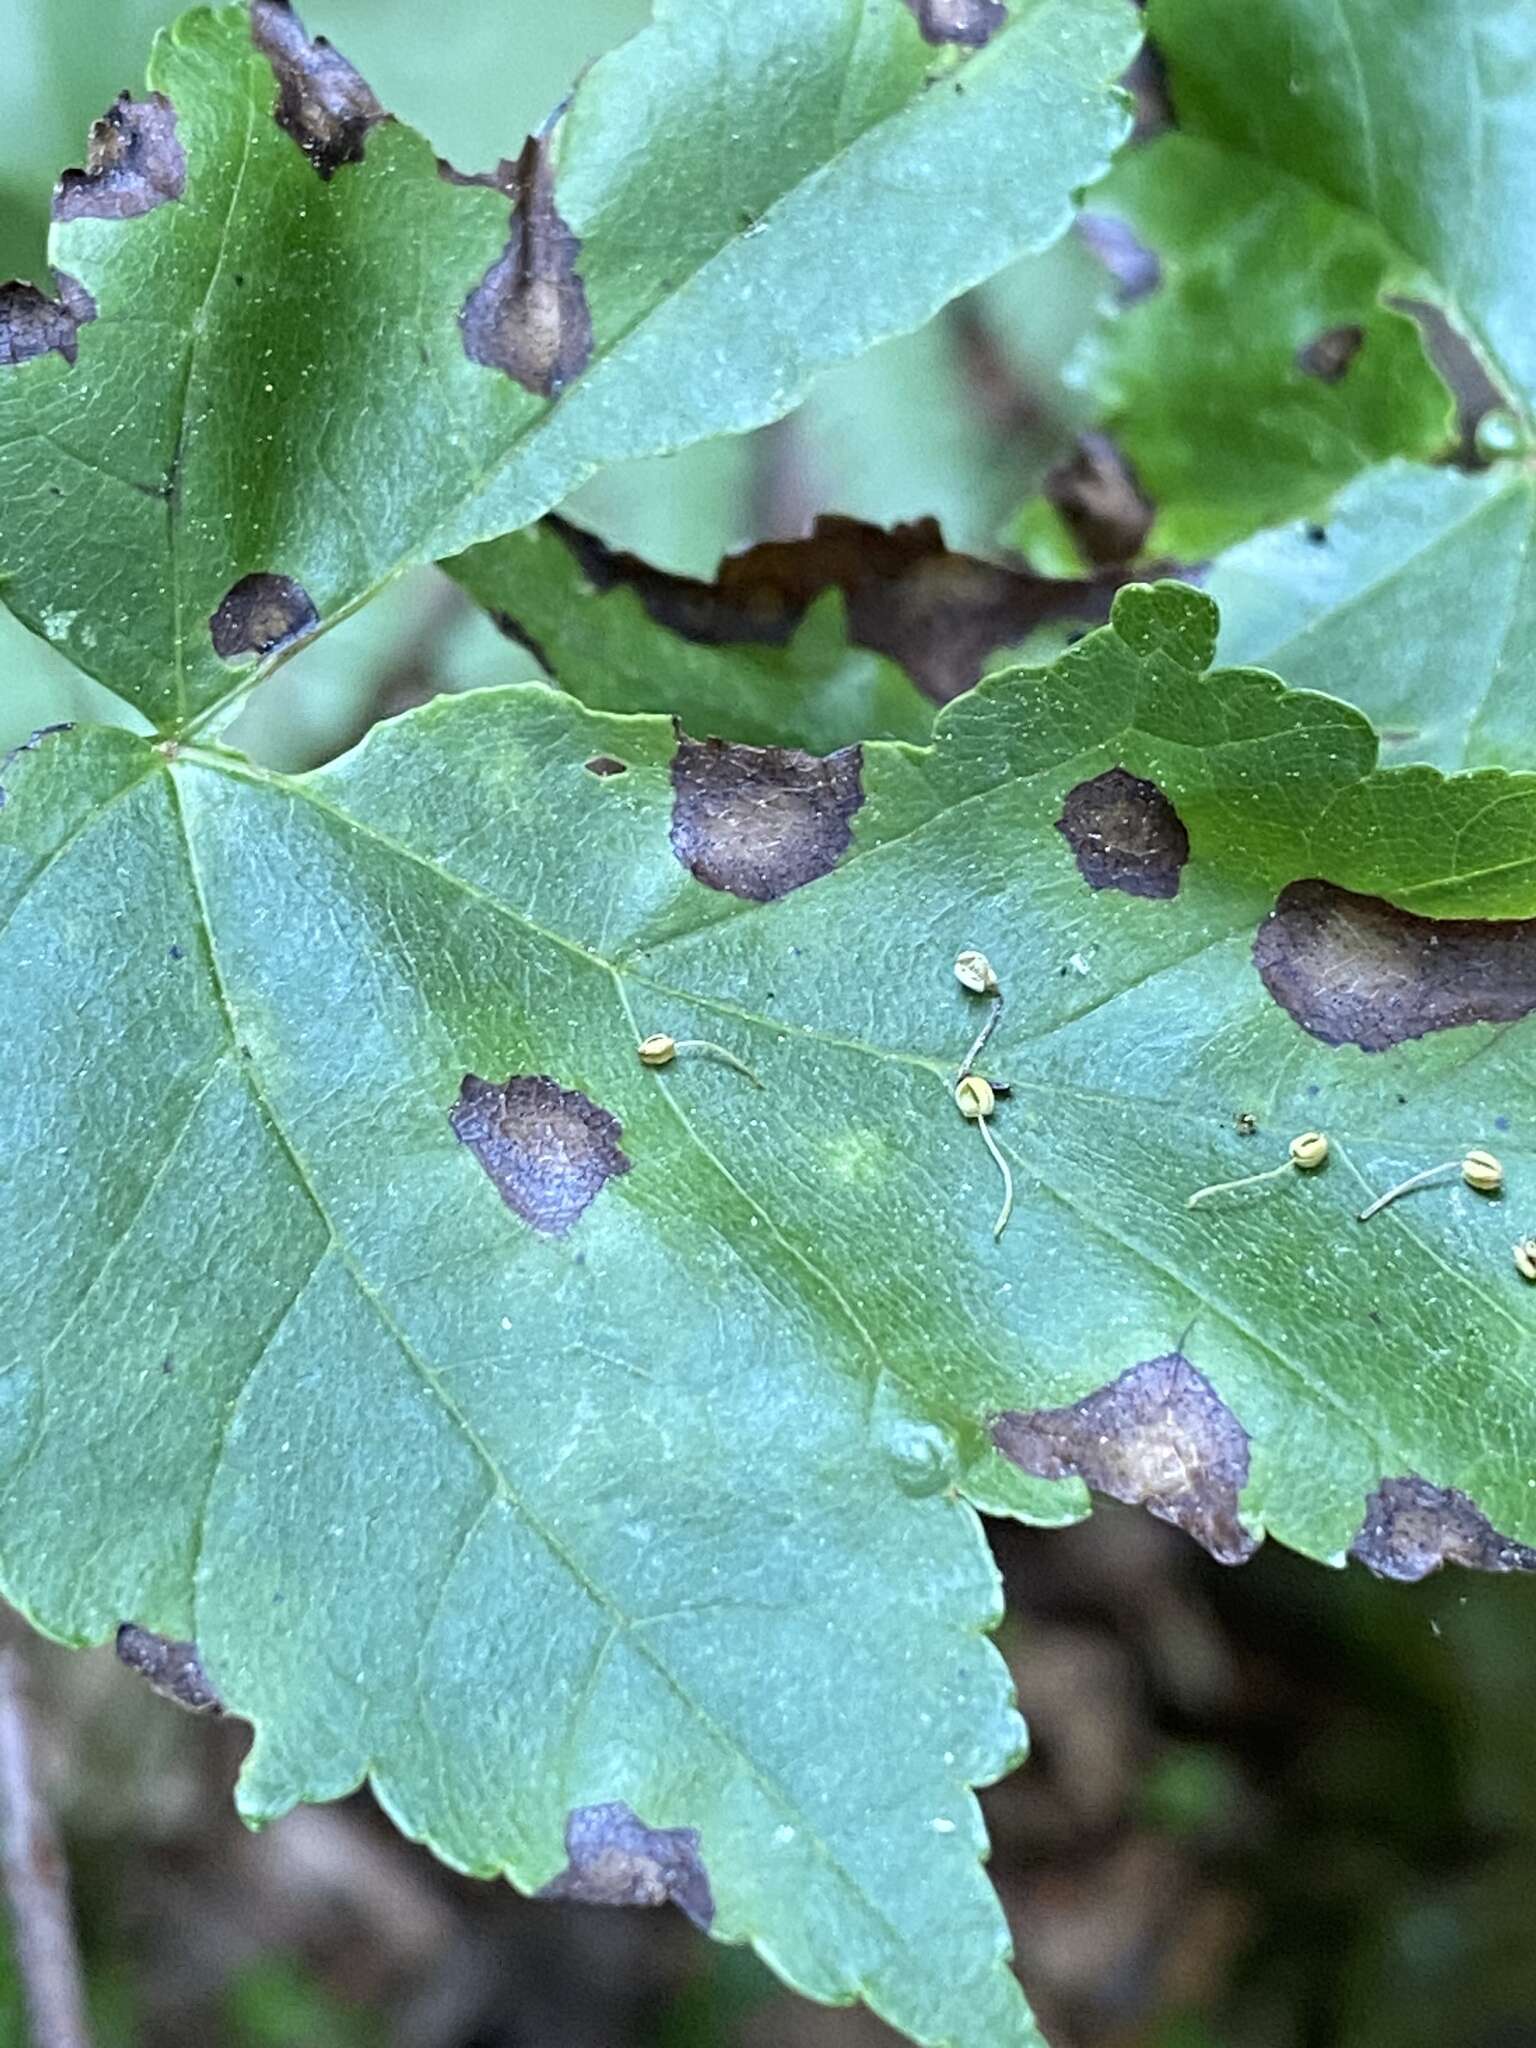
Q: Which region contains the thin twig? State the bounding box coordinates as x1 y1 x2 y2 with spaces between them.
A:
0 1650 92 2048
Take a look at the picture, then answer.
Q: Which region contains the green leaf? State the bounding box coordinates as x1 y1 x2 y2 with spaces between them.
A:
1008 131 1455 566
1209 460 1536 775
1148 0 1536 413
446 520 937 751
0 0 1139 734
9 582 1536 2046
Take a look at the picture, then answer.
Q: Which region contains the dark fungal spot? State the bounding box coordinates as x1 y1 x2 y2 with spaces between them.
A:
992 1354 1258 1565
538 1802 713 1930
669 729 864 902
250 0 385 181
1296 324 1365 383
451 1074 631 1236
1348 1476 1536 1583
1076 211 1161 305
0 273 96 368
1044 431 1155 567
115 1624 224 1715
900 0 1008 44
584 755 627 777
209 572 319 663
460 132 593 397
52 93 186 222
1254 879 1536 1051
1056 765 1190 900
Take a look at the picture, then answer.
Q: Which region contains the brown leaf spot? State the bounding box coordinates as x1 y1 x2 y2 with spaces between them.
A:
550 512 1137 706
992 1354 1258 1565
584 755 628 777
538 1802 713 1930
208 572 319 663
1296 324 1365 384
53 93 186 222
460 133 593 397
1253 879 1536 1051
900 0 1008 44
250 0 385 181
115 1624 224 1715
1056 765 1189 900
1077 212 1161 305
0 273 96 369
1348 1476 1536 1583
451 1075 631 1236
669 730 864 902
1045 432 1156 567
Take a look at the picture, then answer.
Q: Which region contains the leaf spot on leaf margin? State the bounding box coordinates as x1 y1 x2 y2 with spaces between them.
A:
0 723 75 809
250 0 386 182
1254 880 1536 1051
0 274 97 369
669 728 865 902
538 1801 714 1929
459 133 594 398
1348 1476 1536 1582
1056 764 1189 900
115 1624 225 1715
52 93 187 223
208 572 319 664
900 0 1008 47
991 1354 1259 1565
450 1075 632 1236
1295 324 1365 384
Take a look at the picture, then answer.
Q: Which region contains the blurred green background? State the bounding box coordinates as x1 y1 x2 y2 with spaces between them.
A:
4 7 1536 2047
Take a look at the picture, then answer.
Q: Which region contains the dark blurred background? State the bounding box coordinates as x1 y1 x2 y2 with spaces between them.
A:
3 6 1535 2045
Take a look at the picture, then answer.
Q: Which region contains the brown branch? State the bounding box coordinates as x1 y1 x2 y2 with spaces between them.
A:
0 1651 92 2048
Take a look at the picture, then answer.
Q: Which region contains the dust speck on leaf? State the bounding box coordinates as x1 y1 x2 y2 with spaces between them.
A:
459 132 593 397
52 93 186 222
250 0 384 180
900 0 1008 44
451 1074 631 1236
992 1354 1258 1564
1349 1476 1536 1582
1056 765 1190 899
538 1802 713 1930
1045 431 1155 566
115 1624 224 1715
584 755 628 778
208 573 319 663
1296 325 1365 383
0 273 96 368
669 729 864 902
1254 880 1536 1051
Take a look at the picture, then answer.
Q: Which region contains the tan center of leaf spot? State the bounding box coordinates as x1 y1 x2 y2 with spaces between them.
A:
450 1074 632 1236
1056 765 1190 900
458 133 593 398
538 1801 714 1930
1254 879 1536 1050
669 729 864 902
992 1354 1258 1565
208 573 319 663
